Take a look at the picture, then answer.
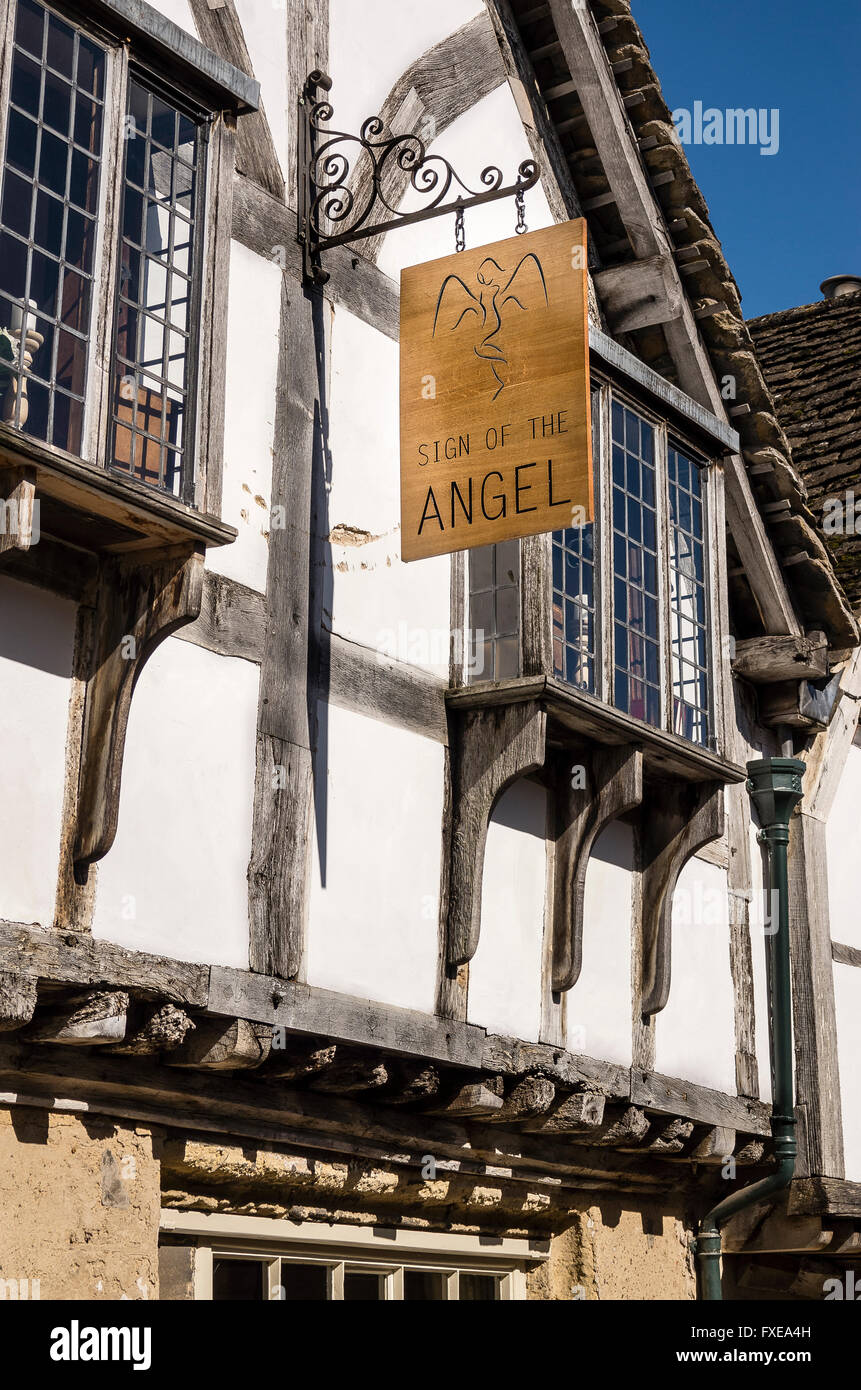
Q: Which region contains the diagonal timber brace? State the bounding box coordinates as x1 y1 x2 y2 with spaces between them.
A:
445 700 546 968
551 744 643 992
73 543 205 874
640 779 725 1016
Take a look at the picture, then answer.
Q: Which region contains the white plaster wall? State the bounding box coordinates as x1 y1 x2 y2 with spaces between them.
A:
205 241 280 594
566 821 634 1067
468 780 546 1041
151 0 196 39
377 85 554 281
329 0 484 146
306 703 444 1014
834 962 861 1181
234 0 288 179
0 577 74 928
327 306 450 674
826 741 861 950
655 858 737 1093
92 640 258 968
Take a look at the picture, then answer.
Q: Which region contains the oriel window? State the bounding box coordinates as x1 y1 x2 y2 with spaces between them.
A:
0 0 211 506
0 0 105 452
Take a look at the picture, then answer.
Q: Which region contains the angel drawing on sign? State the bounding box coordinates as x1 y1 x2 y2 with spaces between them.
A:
432 252 549 400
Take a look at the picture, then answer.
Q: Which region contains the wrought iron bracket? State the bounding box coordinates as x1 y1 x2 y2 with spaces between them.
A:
297 71 541 286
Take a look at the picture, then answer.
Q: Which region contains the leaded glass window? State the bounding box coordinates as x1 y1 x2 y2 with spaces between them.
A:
610 399 660 728
668 444 710 745
0 0 105 452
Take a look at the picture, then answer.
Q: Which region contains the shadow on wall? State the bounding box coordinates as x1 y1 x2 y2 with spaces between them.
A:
0 577 75 678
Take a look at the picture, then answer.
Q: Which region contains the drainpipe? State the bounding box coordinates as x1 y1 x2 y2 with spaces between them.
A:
695 755 805 1300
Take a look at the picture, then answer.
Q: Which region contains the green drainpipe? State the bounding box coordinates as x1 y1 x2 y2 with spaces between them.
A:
695 756 805 1300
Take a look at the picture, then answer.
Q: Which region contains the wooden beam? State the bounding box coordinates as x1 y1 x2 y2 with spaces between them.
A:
174 569 265 664
74 545 205 872
28 989 128 1045
592 255 684 333
789 812 845 1177
108 1003 194 1056
732 631 828 684
593 1105 649 1147
429 1078 504 1117
520 1091 605 1134
308 1053 389 1095
0 921 209 1008
168 1017 272 1071
485 1073 556 1123
267 1037 337 1082
0 972 37 1031
832 941 861 969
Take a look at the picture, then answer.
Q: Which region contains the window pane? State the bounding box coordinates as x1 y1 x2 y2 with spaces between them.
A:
610 402 661 728
668 445 710 745
404 1270 445 1300
468 541 520 682
343 1271 383 1301
212 1259 266 1301
0 0 104 451
459 1273 499 1301
277 1262 329 1301
109 79 202 497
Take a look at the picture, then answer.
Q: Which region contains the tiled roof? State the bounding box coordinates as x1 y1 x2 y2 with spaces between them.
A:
748 293 861 610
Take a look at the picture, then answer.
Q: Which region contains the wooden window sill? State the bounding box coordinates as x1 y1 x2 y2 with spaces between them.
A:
447 674 746 786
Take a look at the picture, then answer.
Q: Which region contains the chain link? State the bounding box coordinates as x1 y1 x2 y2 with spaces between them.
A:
515 188 527 235
454 205 465 253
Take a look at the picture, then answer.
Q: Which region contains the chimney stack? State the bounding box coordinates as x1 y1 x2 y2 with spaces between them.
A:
820 274 861 300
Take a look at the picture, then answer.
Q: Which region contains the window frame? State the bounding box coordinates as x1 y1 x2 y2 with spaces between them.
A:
460 371 727 758
161 1211 545 1302
0 0 235 523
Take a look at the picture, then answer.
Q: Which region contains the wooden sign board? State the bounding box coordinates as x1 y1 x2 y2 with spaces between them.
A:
399 218 592 562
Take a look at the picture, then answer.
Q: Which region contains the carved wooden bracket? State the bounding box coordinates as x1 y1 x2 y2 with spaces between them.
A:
640 779 725 1016
73 543 205 873
551 744 643 992
445 700 546 968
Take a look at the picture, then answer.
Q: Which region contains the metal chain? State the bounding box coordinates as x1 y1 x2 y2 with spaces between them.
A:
455 204 465 252
515 187 527 235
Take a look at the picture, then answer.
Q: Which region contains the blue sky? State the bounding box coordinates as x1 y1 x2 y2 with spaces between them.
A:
637 0 861 318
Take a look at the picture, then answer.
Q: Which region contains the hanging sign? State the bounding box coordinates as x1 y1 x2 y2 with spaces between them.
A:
399 218 592 562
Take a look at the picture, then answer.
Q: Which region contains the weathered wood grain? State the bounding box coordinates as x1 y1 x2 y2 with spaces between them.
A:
28 989 128 1045
0 972 37 1030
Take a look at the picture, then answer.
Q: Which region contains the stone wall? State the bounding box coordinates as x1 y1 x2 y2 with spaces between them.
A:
0 1105 160 1301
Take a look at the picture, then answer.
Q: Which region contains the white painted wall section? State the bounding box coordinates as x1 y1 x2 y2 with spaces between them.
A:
0 577 75 929
329 0 485 145
826 741 861 950
93 639 258 968
566 820 634 1067
655 858 736 1093
205 241 280 594
468 780 546 1042
834 962 861 1181
327 307 450 674
306 703 444 1015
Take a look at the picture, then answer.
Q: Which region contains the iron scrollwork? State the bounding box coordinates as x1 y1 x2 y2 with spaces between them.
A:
298 71 541 285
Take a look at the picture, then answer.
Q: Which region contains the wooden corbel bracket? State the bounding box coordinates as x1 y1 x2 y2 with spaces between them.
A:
551 744 643 993
640 779 725 1017
445 700 547 968
0 464 37 557
73 542 205 874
